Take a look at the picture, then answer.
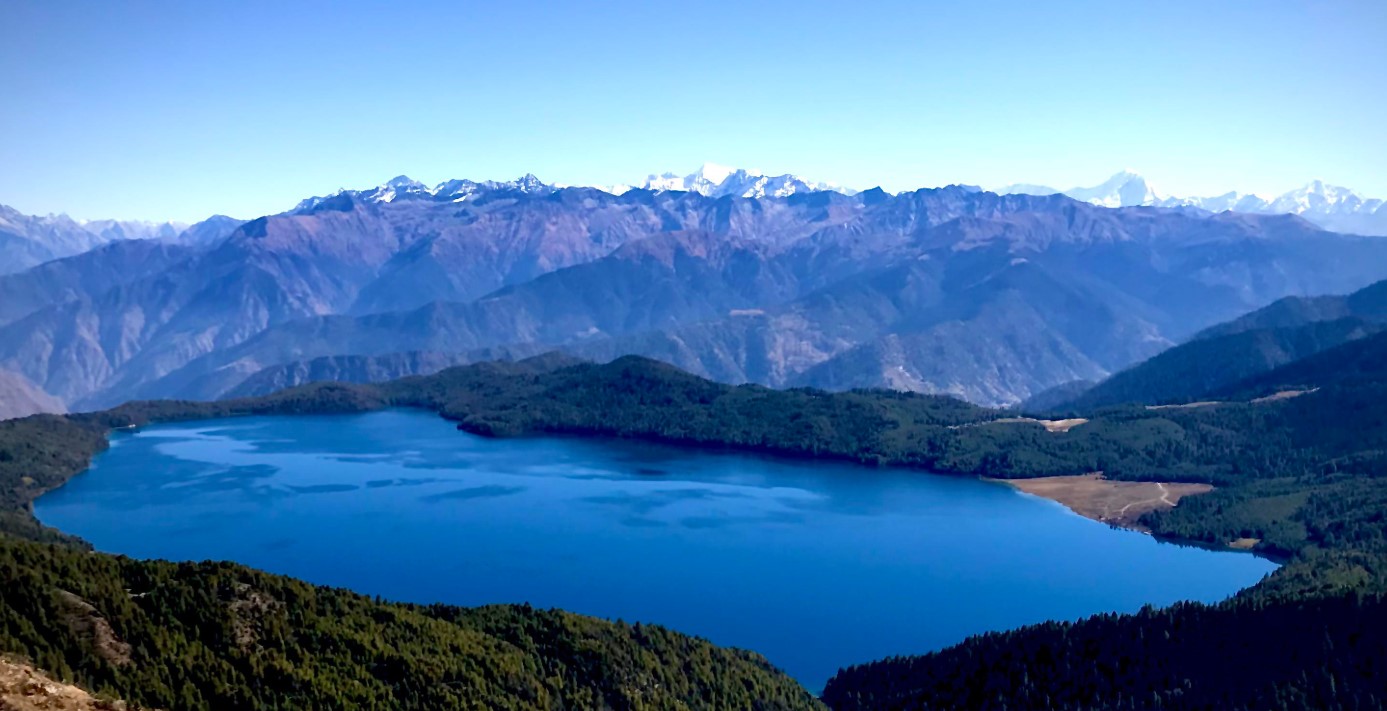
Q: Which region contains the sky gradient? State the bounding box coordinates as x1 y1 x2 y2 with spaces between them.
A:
3 0 1384 222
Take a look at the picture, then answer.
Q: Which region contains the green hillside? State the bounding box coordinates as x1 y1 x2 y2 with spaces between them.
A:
0 534 820 710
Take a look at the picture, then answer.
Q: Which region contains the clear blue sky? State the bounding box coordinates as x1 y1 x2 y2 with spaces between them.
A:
2 0 1384 222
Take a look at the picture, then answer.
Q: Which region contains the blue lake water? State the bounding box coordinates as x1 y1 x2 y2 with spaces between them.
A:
36 409 1277 689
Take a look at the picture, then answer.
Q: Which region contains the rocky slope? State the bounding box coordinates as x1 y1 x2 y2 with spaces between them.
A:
0 241 198 327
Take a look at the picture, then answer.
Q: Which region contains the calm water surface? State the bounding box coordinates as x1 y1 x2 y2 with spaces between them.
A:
37 409 1276 689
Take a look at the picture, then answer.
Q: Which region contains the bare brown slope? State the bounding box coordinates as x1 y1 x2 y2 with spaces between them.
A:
0 369 63 421
0 657 139 711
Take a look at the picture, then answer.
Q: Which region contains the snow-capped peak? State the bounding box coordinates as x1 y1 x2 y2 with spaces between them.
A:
371 175 429 203
294 174 558 211
692 162 744 186
1062 170 1160 208
384 175 425 190
1267 180 1366 215
1297 179 1359 201
633 164 855 198
294 165 858 212
997 171 1158 208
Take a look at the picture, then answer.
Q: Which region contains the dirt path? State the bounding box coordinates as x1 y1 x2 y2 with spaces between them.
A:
1114 483 1174 518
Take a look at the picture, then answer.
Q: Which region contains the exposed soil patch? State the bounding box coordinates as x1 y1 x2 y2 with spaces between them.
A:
223 582 282 651
1252 389 1318 404
1001 473 1213 531
989 417 1089 433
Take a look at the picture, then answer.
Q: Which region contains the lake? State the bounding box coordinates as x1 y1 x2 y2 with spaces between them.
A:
36 409 1277 689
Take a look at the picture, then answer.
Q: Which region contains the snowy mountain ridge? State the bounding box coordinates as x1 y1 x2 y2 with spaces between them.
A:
998 171 1386 235
290 166 1385 236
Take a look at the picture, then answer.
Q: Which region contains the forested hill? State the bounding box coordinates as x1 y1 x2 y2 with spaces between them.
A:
6 352 1387 708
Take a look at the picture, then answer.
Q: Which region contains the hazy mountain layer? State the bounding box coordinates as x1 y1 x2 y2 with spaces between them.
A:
0 204 241 275
5 179 1387 411
1059 278 1387 410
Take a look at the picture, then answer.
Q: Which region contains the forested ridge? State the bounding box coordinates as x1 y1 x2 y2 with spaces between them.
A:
821 592 1387 711
3 350 1387 709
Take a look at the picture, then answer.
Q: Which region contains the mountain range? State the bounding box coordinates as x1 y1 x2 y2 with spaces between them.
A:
4 170 1387 420
602 162 856 199
999 170 1387 236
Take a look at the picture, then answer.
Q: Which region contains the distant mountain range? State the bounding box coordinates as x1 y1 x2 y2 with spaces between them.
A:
999 170 1387 236
4 170 1387 421
602 162 856 199
0 205 243 275
283 164 1386 235
291 163 854 210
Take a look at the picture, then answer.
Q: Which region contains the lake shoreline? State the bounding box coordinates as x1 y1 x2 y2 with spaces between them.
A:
37 409 1277 692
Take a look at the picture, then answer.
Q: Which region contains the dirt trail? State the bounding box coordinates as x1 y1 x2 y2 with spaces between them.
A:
1115 483 1174 517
